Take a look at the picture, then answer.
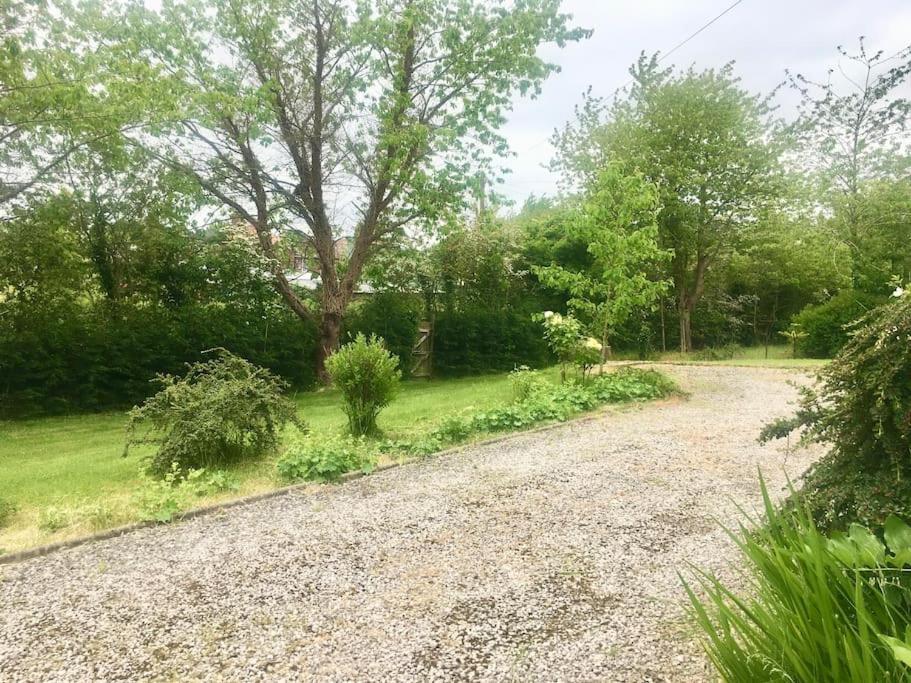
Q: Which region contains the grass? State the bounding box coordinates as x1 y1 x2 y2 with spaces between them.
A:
617 344 829 369
0 368 561 554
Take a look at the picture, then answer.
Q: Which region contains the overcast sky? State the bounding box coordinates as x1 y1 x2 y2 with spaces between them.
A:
498 0 911 207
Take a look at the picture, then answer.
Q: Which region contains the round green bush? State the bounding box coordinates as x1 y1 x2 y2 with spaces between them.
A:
326 334 401 436
793 290 886 358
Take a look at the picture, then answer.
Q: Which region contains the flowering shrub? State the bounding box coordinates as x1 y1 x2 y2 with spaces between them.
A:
540 312 601 381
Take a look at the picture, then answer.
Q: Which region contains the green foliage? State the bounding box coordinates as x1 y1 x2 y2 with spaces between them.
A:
433 414 475 444
0 499 17 528
540 311 585 378
433 308 551 376
343 293 422 374
277 436 376 483
552 54 782 351
469 368 674 434
510 365 547 403
124 350 303 478
37 506 70 533
135 464 241 523
533 165 669 352
766 292 911 532
684 479 911 683
326 334 401 436
794 290 886 358
0 212 319 417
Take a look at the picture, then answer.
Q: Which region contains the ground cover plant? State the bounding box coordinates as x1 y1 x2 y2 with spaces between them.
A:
685 480 911 682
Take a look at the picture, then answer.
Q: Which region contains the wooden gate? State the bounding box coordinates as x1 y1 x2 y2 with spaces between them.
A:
411 321 433 378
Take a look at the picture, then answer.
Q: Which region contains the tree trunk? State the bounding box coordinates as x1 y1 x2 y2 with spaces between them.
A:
315 310 342 385
659 298 666 353
679 308 692 354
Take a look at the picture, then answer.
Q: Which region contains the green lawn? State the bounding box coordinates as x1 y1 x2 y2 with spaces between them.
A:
0 369 557 553
618 344 829 370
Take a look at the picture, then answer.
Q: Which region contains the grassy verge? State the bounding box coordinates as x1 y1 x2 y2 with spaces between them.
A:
616 344 829 369
0 366 672 554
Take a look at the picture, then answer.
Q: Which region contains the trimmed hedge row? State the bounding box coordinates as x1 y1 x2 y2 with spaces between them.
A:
432 308 552 375
0 303 318 417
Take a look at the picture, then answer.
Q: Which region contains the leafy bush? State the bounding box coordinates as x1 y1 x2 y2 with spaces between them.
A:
0 499 17 528
588 367 677 402
326 334 401 436
433 414 474 443
540 311 585 381
124 350 303 478
765 292 911 532
432 308 551 376
685 480 911 683
277 436 376 482
509 365 547 402
135 464 241 522
343 293 422 374
794 290 886 358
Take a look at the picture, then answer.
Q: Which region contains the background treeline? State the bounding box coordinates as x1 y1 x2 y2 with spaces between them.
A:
2 21 909 416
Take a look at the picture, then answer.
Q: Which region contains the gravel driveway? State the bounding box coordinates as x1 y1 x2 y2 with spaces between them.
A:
0 365 822 682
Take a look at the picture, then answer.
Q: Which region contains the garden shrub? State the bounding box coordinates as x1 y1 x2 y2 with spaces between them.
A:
326 334 401 436
540 311 585 381
509 365 547 402
764 291 911 532
433 414 474 443
343 293 422 374
277 436 376 482
124 350 303 478
794 290 886 358
432 308 551 376
135 464 241 522
685 479 911 683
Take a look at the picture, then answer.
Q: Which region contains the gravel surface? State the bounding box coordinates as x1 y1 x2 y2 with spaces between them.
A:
0 365 823 682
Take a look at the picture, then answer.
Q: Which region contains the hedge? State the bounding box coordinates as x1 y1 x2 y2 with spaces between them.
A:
432 308 551 376
793 290 887 358
0 302 318 417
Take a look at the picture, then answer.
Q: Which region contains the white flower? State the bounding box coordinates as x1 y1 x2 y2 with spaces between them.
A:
584 337 602 350
543 310 555 319
892 286 905 298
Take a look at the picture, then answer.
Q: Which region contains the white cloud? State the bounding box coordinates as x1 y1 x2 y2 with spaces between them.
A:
500 0 911 206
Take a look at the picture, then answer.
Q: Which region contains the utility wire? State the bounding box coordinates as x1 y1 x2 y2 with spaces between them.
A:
517 0 749 154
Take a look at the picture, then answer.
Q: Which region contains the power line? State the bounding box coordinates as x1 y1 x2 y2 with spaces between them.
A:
516 0 749 155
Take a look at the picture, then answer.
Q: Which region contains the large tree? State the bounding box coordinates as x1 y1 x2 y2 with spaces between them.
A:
1 1 128 207
788 39 911 286
82 0 587 381
552 55 781 351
